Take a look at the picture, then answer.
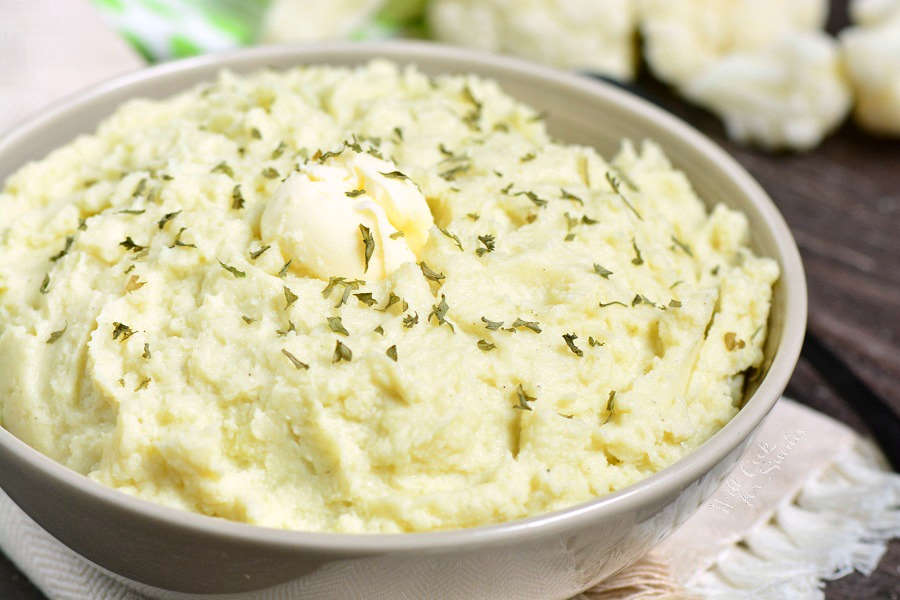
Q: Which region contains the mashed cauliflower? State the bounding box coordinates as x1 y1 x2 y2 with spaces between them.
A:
0 61 777 533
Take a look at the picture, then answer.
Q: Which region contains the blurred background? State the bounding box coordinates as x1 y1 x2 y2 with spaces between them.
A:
1 1 898 598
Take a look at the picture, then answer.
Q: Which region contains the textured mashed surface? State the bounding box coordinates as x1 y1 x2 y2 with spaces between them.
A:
0 62 778 533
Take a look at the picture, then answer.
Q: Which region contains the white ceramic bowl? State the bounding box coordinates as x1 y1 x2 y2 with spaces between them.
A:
0 41 806 600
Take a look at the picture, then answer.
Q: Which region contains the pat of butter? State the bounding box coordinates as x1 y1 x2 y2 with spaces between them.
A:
260 152 434 280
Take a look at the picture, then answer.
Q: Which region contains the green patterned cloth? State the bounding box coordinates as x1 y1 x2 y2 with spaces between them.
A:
92 0 427 62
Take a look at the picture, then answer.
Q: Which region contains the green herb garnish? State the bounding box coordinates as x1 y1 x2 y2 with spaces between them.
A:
283 286 298 308
671 235 693 257
379 170 409 181
602 391 616 424
327 316 349 336
477 339 495 351
588 336 603 347
232 185 245 209
119 209 145 215
438 226 463 251
561 189 584 205
249 244 270 260
39 274 50 294
467 212 480 221
135 378 151 391
605 172 643 220
50 236 74 262
440 164 470 181
599 300 627 308
242 316 254 324
169 227 196 248
593 264 613 279
276 321 296 336
562 333 583 357
386 344 398 361
158 210 181 229
271 141 287 159
669 299 682 308
515 190 547 207
402 312 419 328
419 261 445 283
427 294 454 332
724 332 745 351
143 343 151 358
119 237 145 253
112 322 134 341
282 348 309 370
520 152 536 163
315 147 344 163
514 384 535 411
218 260 246 278
631 238 644 265
481 317 503 330
378 292 402 312
333 339 352 363
132 178 147 197
355 292 377 307
476 234 495 256
211 161 234 177
46 323 67 344
124 275 146 293
581 215 598 225
374 325 385 335
278 260 292 278
345 189 366 198
359 224 374 272
512 318 541 333
261 167 279 179
393 126 404 141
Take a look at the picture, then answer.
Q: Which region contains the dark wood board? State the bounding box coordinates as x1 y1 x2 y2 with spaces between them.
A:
1 0 897 597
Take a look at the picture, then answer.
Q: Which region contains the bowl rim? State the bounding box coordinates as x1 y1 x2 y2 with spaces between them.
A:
0 40 807 553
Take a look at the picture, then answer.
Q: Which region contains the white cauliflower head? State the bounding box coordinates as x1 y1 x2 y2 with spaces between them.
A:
639 0 828 86
840 0 900 135
850 0 900 24
683 31 852 150
261 0 385 42
428 0 639 80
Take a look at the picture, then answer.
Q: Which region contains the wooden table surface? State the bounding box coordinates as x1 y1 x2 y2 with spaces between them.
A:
1 1 897 598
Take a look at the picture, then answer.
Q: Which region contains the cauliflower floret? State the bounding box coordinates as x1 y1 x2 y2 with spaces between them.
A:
261 0 385 42
850 0 900 24
639 0 828 86
840 0 900 135
428 0 639 80
683 31 852 150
